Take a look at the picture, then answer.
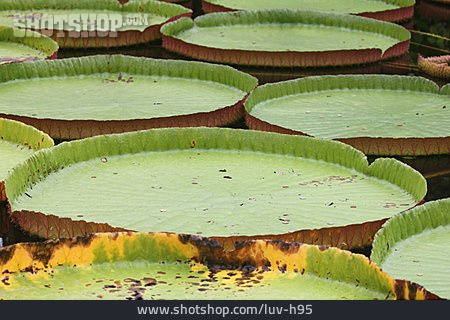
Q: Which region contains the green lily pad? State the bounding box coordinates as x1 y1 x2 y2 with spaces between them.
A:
245 75 450 156
161 10 411 67
0 0 191 48
0 26 58 64
0 232 438 299
0 55 257 139
371 199 450 299
0 118 53 201
5 128 426 249
202 0 415 22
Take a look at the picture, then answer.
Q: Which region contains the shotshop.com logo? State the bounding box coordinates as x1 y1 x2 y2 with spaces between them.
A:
12 13 150 37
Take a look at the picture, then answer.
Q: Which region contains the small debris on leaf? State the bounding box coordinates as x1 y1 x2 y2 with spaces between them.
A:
143 278 157 286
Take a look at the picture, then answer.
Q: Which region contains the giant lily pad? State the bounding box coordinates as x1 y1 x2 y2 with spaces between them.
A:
0 26 58 64
0 0 191 48
5 128 426 249
245 75 450 156
0 118 53 202
0 55 257 139
371 198 450 299
161 10 411 67
0 232 439 299
202 0 415 22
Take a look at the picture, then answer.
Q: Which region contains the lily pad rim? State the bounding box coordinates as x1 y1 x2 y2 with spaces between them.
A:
161 9 412 44
0 54 258 124
0 117 54 151
0 54 258 94
0 0 192 18
160 10 410 67
203 0 416 8
0 117 54 201
371 198 450 265
0 25 59 57
418 54 450 80
244 74 450 141
5 127 427 229
202 0 416 14
0 231 439 300
6 127 426 202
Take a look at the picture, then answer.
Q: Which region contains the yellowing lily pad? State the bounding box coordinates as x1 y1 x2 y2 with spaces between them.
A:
0 232 439 299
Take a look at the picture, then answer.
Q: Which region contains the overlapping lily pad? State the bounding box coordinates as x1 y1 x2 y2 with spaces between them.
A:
202 0 415 22
0 26 58 64
161 10 411 67
0 55 257 139
371 198 450 299
0 118 53 202
418 55 450 79
0 0 191 48
5 128 426 249
245 75 450 156
0 232 439 299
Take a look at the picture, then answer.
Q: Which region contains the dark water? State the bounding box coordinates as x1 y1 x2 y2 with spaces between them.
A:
1 0 449 252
